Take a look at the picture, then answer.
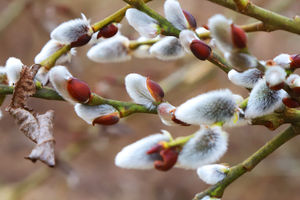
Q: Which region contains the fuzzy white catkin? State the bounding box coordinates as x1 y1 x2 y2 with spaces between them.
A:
176 126 228 169
200 196 220 200
225 52 257 71
115 131 171 169
125 73 157 109
286 74 300 88
35 39 76 64
179 29 198 52
126 8 159 38
175 89 242 126
197 164 228 185
49 65 76 104
228 68 263 89
164 0 189 30
149 36 185 60
74 104 118 124
132 36 155 59
50 14 92 44
265 66 286 88
5 57 23 86
245 79 287 118
273 53 291 69
87 35 131 63
208 14 233 52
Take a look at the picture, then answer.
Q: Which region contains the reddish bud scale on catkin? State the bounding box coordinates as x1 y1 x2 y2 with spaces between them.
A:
231 24 247 49
147 143 164 154
92 112 120 125
97 23 118 39
146 77 164 102
71 34 92 47
182 10 197 30
266 82 284 91
170 109 190 126
282 97 300 108
154 148 178 171
190 39 211 60
67 78 91 103
291 87 300 95
290 54 300 69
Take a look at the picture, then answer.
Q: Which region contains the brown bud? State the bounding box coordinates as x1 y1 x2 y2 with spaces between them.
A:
231 24 247 49
71 34 92 47
290 54 300 69
182 10 197 30
67 78 91 103
282 97 300 108
190 39 211 60
202 24 209 30
291 86 300 95
154 148 178 171
92 112 120 126
146 77 164 103
97 23 118 39
147 143 164 154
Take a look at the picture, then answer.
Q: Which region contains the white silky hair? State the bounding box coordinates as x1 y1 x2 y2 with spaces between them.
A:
126 8 159 38
35 67 50 86
132 36 155 59
200 196 220 200
35 39 76 65
224 52 257 71
49 65 76 104
208 14 233 53
5 57 23 86
228 68 263 89
176 126 228 169
149 36 185 60
273 53 291 69
197 164 228 185
265 66 286 87
175 89 241 125
164 0 189 30
87 35 131 63
74 104 117 124
115 131 171 169
179 29 198 52
125 73 156 109
195 27 210 35
286 74 300 88
50 14 92 44
245 79 287 118
157 102 177 126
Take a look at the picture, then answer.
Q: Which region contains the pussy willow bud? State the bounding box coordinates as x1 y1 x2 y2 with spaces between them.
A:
197 164 229 185
97 23 118 39
148 147 179 171
74 104 119 125
35 39 76 65
290 54 300 69
228 68 263 88
231 24 247 49
175 89 243 126
179 30 198 52
208 14 233 52
201 196 220 200
273 53 291 69
126 8 159 38
190 40 212 60
125 73 164 109
132 37 154 59
225 52 257 71
286 74 300 94
49 66 91 104
5 57 23 86
35 67 49 85
50 14 93 47
245 80 286 119
87 35 131 63
149 36 185 60
115 131 171 169
164 0 196 30
265 66 286 90
177 126 228 169
195 27 210 35
282 97 300 108
157 102 178 126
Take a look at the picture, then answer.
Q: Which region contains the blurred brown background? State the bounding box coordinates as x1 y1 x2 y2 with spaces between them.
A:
0 0 299 199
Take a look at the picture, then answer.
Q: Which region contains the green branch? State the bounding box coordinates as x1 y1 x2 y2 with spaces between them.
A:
206 0 300 35
193 125 300 199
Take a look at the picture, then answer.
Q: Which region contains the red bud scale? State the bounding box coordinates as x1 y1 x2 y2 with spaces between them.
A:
231 24 247 49
190 39 212 60
146 77 164 103
67 77 91 103
97 23 118 39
